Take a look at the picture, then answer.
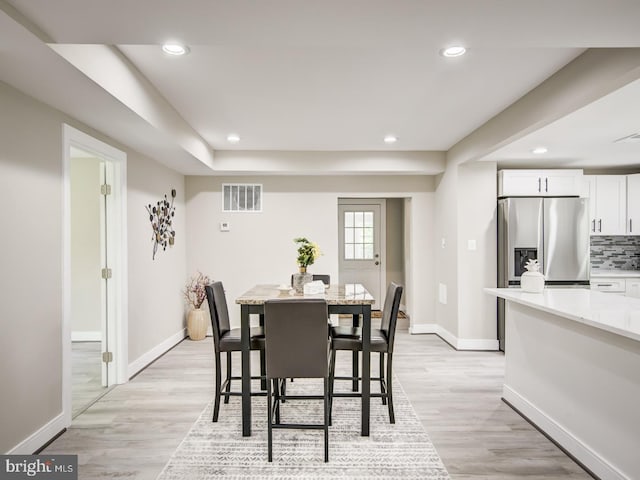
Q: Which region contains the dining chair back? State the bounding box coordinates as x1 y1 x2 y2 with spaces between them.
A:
205 281 265 423
264 298 330 462
329 282 403 424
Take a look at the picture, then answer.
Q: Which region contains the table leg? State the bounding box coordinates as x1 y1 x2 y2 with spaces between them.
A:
259 313 266 390
241 304 252 436
352 313 359 392
361 305 371 436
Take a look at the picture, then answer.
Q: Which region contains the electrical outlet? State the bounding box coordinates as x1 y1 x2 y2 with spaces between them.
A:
220 222 230 232
468 239 477 251
441 238 446 248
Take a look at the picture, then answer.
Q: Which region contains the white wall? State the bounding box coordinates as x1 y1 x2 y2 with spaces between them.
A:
0 80 187 453
127 154 186 369
70 157 102 336
457 162 497 345
185 175 435 328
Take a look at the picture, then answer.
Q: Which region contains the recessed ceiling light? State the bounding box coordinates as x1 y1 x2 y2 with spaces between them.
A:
162 43 189 56
532 146 548 154
227 134 240 144
441 46 466 58
384 135 397 144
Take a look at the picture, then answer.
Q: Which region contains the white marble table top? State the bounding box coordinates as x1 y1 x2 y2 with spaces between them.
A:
486 287 640 342
236 284 375 305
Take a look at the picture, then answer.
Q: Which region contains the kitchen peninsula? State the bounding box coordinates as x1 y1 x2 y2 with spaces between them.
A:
485 288 640 480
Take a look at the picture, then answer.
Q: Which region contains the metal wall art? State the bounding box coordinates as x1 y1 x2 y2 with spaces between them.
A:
146 189 176 260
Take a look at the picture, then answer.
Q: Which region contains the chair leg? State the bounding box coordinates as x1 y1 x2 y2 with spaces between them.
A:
324 377 329 462
328 348 336 425
224 351 232 404
213 352 222 422
380 352 387 405
267 378 273 462
386 353 395 424
273 379 281 425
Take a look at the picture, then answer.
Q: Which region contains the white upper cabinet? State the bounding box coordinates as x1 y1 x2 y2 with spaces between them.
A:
627 174 640 235
497 169 582 197
584 175 627 235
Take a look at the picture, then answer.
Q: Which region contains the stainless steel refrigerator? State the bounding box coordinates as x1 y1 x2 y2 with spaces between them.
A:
497 197 590 350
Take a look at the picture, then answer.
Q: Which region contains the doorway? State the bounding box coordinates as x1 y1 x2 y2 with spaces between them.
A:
338 199 386 309
62 125 128 425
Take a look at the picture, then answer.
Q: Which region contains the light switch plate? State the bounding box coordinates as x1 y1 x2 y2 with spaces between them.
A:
441 238 446 248
220 222 230 232
468 239 477 251
438 283 447 304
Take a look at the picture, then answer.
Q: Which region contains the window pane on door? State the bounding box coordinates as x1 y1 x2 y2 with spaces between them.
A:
343 210 374 260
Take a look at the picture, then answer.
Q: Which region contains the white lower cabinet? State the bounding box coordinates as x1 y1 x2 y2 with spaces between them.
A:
590 277 626 293
627 279 640 298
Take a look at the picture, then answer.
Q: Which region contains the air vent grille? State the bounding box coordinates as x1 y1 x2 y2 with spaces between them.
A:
613 132 640 143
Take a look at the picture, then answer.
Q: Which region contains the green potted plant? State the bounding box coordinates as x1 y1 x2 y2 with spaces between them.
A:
183 271 211 340
292 237 321 293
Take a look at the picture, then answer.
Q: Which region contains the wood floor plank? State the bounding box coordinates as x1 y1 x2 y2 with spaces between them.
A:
44 331 592 479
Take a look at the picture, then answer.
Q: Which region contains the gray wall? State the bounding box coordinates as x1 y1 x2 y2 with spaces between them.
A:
385 198 406 302
0 80 187 453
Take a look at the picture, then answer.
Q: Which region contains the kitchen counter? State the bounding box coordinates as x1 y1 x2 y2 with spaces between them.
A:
485 287 640 480
591 269 640 278
485 287 640 342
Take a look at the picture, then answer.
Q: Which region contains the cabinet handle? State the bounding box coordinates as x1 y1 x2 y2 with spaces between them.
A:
596 283 613 287
630 219 633 233
591 219 595 232
545 177 548 192
538 177 541 192
598 219 602 232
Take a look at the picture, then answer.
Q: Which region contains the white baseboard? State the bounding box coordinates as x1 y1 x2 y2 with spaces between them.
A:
8 412 66 454
503 384 626 480
409 323 499 351
71 331 101 342
127 328 187 379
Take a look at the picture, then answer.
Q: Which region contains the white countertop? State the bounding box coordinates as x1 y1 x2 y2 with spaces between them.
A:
485 287 640 342
591 270 640 278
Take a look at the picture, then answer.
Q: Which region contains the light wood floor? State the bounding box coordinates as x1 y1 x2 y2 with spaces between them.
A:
45 331 591 479
72 342 108 418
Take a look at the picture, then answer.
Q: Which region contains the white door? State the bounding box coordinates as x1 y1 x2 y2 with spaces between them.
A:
338 200 385 309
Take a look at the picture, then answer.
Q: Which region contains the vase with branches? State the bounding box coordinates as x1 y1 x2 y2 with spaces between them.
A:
183 271 211 340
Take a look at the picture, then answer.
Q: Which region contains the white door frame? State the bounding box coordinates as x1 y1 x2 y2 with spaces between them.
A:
338 198 386 309
62 124 128 426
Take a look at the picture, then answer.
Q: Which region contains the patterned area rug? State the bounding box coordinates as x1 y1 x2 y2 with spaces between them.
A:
157 367 450 479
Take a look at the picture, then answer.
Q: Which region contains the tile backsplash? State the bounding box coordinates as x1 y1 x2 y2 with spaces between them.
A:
591 236 640 271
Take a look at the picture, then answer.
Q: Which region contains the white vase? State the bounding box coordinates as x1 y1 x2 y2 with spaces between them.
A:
521 271 545 293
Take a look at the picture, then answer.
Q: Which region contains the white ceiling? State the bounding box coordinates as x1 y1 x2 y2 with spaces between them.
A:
2 0 640 174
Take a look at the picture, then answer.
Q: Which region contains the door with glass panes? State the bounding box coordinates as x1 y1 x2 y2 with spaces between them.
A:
338 201 383 309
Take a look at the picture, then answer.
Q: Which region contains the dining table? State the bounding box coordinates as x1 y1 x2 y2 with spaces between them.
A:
235 283 374 437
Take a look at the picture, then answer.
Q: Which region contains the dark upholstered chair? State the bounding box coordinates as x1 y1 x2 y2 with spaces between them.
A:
312 274 330 285
264 299 330 462
205 281 265 422
289 273 330 287
329 282 403 424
